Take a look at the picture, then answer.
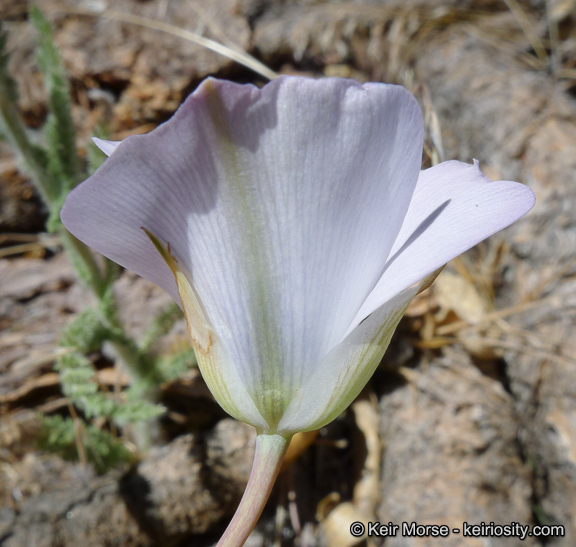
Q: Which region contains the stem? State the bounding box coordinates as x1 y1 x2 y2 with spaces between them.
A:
0 85 54 204
62 229 160 450
1 34 161 451
218 433 292 547
61 231 152 386
60 229 107 296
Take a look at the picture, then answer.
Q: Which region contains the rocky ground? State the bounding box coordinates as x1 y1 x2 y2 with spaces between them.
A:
1 0 575 545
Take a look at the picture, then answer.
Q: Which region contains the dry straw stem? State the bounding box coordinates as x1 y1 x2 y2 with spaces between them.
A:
502 0 548 63
464 23 545 70
396 7 495 61
418 290 576 367
54 6 277 81
67 399 88 466
382 3 575 90
0 233 61 258
472 0 576 85
318 393 381 547
353 5 530 86
407 238 573 363
481 335 576 368
434 291 567 337
0 372 60 406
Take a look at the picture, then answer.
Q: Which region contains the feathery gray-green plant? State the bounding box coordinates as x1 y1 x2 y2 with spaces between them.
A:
0 8 196 467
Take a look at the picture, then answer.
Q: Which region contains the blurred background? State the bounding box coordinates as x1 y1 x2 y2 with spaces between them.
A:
0 0 575 545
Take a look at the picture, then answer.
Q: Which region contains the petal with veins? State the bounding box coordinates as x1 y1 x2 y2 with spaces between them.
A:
346 160 536 337
62 76 424 429
61 77 535 433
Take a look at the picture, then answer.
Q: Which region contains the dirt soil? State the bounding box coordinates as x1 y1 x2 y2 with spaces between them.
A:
1 0 575 546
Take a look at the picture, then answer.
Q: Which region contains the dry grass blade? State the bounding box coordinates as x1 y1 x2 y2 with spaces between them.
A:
186 0 238 51
419 83 445 164
435 294 560 336
465 24 544 70
67 400 88 466
557 68 576 79
481 337 576 367
0 373 60 405
544 0 563 75
502 0 548 65
55 7 277 81
0 233 61 258
0 242 50 258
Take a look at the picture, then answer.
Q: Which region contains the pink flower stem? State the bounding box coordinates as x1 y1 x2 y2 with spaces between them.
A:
217 433 292 547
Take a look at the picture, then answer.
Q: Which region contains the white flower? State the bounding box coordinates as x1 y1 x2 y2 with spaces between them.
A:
62 76 535 436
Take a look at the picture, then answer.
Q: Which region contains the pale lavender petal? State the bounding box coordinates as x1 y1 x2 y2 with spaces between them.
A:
62 76 424 424
92 137 121 156
346 160 535 336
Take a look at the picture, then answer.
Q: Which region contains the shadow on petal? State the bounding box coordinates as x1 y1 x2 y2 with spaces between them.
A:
384 199 451 271
198 78 280 153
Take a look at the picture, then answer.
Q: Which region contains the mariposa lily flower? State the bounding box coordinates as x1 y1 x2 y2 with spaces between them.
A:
61 76 534 546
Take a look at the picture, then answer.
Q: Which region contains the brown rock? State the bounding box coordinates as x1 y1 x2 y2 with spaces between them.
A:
0 420 256 546
412 11 576 542
378 349 533 546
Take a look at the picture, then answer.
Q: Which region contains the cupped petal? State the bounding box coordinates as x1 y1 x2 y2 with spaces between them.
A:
346 160 536 336
62 76 424 429
277 273 436 434
144 228 268 429
182 296 269 431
